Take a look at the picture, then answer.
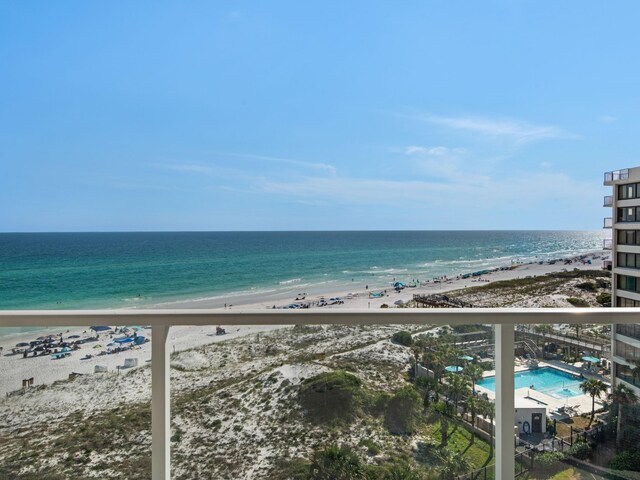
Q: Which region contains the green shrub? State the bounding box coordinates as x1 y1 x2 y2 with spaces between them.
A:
567 297 589 307
384 385 422 434
576 281 596 292
299 371 362 424
566 440 591 460
596 293 612 306
609 447 640 472
365 391 391 417
536 451 565 468
391 331 413 347
358 438 381 456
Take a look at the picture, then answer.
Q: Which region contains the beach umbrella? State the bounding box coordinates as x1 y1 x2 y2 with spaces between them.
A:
459 355 474 361
68 335 80 339
582 356 600 363
15 342 29 347
445 365 463 373
394 300 404 306
114 337 134 344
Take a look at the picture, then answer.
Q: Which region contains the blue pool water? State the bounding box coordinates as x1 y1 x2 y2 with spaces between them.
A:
476 367 583 398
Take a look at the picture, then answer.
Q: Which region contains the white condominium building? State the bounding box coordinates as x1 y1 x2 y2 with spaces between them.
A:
604 167 640 394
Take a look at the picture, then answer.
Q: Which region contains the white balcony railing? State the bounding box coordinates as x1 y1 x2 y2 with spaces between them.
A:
604 217 613 228
603 238 612 249
604 169 629 184
603 195 613 207
1 308 636 480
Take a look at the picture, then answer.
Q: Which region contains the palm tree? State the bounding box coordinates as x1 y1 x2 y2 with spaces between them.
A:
308 444 364 480
465 364 484 394
611 384 639 449
384 462 422 480
461 396 480 444
427 401 451 449
438 448 472 480
416 376 439 408
444 372 469 411
579 379 608 427
630 359 640 386
477 399 495 459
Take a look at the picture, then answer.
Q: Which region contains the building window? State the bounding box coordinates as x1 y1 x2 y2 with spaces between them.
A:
619 184 637 200
617 323 640 339
617 274 640 293
618 207 640 222
618 230 640 245
617 296 640 307
617 252 640 269
616 364 640 388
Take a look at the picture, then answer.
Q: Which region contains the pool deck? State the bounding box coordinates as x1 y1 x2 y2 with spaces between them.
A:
476 361 609 418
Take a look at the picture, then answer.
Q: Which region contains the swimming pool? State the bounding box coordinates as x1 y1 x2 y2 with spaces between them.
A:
476 367 583 398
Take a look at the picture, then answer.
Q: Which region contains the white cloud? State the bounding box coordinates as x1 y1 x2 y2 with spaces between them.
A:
404 145 451 156
257 171 596 215
402 145 484 183
210 152 337 175
417 114 573 145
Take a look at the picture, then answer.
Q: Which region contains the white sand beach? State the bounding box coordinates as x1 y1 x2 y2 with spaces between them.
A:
0 250 608 398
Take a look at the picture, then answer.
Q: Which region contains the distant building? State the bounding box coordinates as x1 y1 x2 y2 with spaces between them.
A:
604 167 640 394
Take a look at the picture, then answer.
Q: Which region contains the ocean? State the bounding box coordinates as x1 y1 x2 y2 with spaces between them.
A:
0 231 606 313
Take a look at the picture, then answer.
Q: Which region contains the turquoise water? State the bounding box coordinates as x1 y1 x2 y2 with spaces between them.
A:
477 367 583 398
0 231 606 310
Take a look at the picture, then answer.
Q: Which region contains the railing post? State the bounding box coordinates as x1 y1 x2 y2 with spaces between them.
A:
495 323 515 480
152 325 170 480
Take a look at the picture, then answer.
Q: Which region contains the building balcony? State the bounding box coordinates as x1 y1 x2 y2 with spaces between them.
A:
603 238 612 250
604 217 613 228
1 308 638 480
604 169 629 185
604 195 613 207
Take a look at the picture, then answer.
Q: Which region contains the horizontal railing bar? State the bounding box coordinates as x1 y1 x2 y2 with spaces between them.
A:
0 307 635 327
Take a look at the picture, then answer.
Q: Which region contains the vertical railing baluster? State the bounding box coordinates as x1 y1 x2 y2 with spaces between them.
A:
495 323 515 480
152 325 170 480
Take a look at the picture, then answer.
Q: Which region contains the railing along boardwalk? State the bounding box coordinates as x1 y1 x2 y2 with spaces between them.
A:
0 308 636 480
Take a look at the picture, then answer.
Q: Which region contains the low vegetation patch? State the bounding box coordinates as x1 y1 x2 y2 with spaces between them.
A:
566 297 590 307
391 331 413 347
298 371 363 424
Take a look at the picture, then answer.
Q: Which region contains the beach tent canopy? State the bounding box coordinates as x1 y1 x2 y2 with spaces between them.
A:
445 365 463 373
114 337 134 344
459 355 474 361
91 326 112 332
394 300 404 306
393 282 405 288
15 342 29 347
134 336 146 345
582 356 600 363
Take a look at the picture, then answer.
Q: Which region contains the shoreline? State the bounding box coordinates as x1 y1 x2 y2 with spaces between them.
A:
0 249 609 397
157 249 609 310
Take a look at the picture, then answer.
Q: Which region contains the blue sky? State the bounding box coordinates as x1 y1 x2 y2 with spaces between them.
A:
1 1 637 231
